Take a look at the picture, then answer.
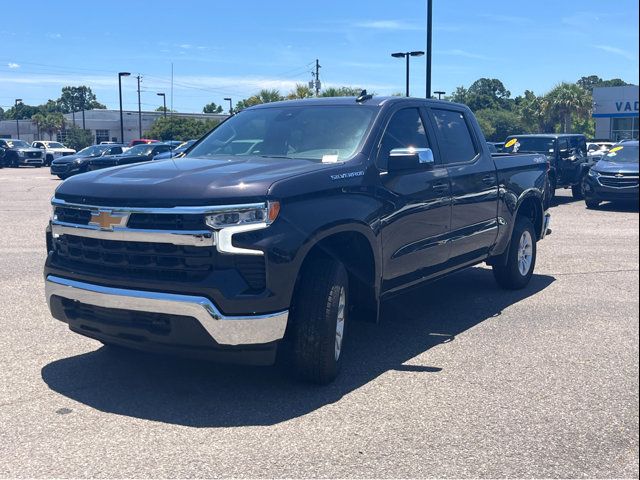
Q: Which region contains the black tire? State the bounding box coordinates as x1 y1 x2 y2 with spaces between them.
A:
548 174 557 204
289 254 349 384
57 174 69 180
585 198 601 209
571 176 586 200
493 216 537 290
46 155 53 166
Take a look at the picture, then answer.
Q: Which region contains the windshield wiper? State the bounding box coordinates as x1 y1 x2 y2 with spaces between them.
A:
260 155 293 159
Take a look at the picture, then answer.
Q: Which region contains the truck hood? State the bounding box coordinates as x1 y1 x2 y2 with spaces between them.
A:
55 155 330 206
51 153 94 165
593 160 639 175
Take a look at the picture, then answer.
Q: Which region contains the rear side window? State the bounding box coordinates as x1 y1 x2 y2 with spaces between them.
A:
109 147 122 154
377 108 430 169
430 109 478 164
569 136 586 155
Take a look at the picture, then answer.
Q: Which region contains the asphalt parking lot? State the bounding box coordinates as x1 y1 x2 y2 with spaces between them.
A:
0 167 638 478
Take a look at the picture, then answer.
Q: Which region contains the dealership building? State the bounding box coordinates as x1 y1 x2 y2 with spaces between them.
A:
592 85 639 141
0 109 227 144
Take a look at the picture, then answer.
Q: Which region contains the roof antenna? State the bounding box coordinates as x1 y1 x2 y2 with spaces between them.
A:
356 89 373 103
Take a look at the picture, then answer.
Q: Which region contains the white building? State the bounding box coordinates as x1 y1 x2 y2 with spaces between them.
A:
592 85 639 141
0 109 227 144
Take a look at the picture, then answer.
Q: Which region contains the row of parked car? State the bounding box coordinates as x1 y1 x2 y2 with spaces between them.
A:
488 134 638 209
0 138 196 174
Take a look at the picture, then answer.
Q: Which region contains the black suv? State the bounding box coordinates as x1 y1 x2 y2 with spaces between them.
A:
0 139 45 168
504 134 592 201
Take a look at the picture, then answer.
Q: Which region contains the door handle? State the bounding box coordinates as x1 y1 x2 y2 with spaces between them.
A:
482 175 496 185
432 182 449 192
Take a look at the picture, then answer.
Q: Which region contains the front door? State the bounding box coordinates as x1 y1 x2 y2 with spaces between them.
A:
377 107 452 293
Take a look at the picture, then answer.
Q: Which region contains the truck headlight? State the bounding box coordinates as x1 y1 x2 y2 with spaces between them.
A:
588 169 601 178
205 201 280 229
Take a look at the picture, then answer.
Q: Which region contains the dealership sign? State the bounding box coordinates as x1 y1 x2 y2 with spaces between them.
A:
593 86 640 118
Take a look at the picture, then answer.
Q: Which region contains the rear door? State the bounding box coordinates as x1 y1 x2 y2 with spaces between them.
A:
427 106 499 263
377 106 452 293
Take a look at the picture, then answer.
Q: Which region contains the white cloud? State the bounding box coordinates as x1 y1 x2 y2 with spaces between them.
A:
7 62 20 69
592 45 636 60
47 33 62 39
354 20 422 31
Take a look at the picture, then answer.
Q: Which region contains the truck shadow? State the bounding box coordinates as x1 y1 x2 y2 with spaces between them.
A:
41 267 554 427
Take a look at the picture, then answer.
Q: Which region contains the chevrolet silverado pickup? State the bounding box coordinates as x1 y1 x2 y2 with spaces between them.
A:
44 96 551 384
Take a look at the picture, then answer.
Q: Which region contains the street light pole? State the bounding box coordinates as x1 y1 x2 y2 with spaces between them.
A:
426 0 433 98
391 51 425 97
136 75 142 138
157 93 166 118
224 97 233 115
14 99 22 139
118 72 131 144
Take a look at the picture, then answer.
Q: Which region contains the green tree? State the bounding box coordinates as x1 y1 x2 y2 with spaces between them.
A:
515 90 548 133
475 109 524 142
0 106 4 121
202 102 223 114
31 113 46 140
545 83 591 133
57 86 106 113
464 78 513 111
235 89 284 112
63 126 93 151
577 75 628 93
320 86 365 97
145 117 221 141
286 84 314 99
42 113 64 140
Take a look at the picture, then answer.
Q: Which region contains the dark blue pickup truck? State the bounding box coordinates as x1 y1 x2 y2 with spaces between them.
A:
44 96 550 383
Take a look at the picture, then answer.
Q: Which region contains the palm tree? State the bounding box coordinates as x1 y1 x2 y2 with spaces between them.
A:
286 84 314 100
257 89 284 103
546 83 591 133
43 113 64 140
31 113 46 140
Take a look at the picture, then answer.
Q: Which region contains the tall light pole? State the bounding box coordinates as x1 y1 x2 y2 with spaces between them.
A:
224 97 233 115
136 75 142 138
157 93 166 118
391 51 425 97
426 0 433 98
14 99 22 139
118 72 131 144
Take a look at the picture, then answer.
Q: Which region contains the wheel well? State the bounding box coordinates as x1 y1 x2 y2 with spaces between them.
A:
518 196 543 240
297 231 378 323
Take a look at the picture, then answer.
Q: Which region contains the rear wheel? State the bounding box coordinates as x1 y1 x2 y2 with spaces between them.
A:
493 216 537 290
547 174 557 205
571 175 586 200
288 254 348 384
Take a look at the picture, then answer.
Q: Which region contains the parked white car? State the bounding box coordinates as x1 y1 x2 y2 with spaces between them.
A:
31 141 76 166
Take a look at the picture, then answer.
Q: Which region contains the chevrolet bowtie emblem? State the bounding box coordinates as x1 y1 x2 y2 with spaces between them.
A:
89 210 127 230
615 173 624 178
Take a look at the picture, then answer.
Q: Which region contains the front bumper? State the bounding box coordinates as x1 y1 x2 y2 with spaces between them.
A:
51 162 83 176
45 275 288 348
584 176 639 202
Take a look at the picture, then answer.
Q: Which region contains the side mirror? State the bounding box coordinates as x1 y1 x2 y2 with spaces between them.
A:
388 147 434 172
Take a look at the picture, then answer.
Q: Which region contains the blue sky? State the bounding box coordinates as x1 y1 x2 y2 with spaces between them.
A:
1 0 638 113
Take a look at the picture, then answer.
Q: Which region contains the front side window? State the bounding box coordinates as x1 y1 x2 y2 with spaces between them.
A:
430 109 478 164
188 105 376 162
377 108 429 169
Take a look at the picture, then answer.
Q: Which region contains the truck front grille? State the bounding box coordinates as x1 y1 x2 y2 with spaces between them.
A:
53 207 206 231
53 235 266 291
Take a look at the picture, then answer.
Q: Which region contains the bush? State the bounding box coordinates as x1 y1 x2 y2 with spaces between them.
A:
63 126 93 151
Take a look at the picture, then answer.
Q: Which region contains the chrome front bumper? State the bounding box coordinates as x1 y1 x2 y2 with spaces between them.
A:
45 275 288 346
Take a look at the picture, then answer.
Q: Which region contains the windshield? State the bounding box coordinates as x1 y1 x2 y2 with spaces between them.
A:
77 145 109 157
602 145 639 164
187 105 376 162
6 140 30 148
126 144 153 156
505 137 556 154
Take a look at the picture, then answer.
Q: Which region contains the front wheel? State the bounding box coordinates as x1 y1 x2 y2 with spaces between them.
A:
585 198 601 209
493 216 537 290
289 255 348 384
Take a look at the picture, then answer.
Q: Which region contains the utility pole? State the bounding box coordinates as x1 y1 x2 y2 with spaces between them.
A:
314 59 321 96
426 0 433 98
81 87 86 130
136 75 142 138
